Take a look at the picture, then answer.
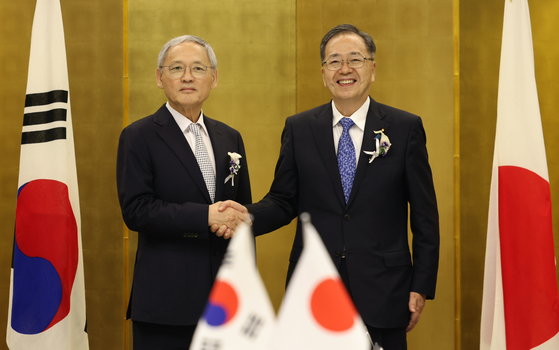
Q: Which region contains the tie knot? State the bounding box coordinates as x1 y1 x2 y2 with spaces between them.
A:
339 118 355 131
189 123 201 135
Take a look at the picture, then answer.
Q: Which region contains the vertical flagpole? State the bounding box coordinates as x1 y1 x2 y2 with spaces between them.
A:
7 0 89 349
122 0 130 348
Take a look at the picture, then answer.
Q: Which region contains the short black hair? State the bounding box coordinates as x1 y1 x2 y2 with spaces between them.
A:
320 24 376 62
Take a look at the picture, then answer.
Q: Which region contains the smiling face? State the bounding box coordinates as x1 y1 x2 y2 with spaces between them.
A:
155 41 218 120
321 33 376 116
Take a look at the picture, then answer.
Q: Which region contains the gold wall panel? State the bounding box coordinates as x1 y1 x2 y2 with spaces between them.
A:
460 0 559 349
297 0 455 348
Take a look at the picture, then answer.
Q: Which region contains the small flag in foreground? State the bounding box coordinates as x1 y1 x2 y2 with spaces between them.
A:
190 222 275 350
270 213 369 350
480 1 559 349
6 0 89 349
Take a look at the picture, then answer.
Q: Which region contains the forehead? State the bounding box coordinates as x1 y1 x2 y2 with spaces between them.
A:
324 33 368 57
165 41 210 64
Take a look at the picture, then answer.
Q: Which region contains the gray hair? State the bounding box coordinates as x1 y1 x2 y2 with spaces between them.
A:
157 35 217 74
320 24 376 63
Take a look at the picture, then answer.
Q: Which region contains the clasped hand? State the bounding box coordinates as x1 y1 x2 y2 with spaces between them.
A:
208 200 250 239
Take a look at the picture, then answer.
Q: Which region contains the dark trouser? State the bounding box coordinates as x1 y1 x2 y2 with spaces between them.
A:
365 324 407 350
133 321 196 350
338 259 408 350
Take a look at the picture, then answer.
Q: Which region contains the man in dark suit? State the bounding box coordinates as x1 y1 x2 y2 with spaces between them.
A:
218 23 439 349
117 35 251 349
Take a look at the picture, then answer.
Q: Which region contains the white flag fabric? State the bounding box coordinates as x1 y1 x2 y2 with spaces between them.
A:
7 0 89 349
480 1 559 349
190 222 276 350
271 213 370 350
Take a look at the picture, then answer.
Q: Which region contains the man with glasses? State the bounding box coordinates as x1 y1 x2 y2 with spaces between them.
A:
219 23 439 349
117 35 251 349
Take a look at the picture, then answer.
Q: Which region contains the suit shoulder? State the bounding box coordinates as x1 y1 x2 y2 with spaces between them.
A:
377 102 421 122
286 102 330 124
204 115 242 136
123 105 169 132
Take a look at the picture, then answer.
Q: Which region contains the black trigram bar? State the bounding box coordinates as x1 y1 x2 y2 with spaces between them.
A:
25 90 68 107
241 314 263 338
201 338 221 350
23 109 67 126
21 127 66 144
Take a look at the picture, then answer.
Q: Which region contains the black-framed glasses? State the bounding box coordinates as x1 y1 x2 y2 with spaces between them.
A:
160 64 211 78
322 54 374 71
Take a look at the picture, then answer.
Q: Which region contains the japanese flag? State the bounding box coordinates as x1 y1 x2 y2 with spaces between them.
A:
270 213 370 350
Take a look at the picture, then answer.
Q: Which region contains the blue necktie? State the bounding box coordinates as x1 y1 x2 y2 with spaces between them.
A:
189 123 216 203
337 118 356 203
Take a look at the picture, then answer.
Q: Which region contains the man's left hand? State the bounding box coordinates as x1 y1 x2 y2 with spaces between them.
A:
406 292 426 332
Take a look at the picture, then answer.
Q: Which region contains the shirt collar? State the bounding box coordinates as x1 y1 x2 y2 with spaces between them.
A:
331 97 370 131
166 102 208 135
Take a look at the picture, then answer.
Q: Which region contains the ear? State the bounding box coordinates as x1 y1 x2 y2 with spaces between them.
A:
370 61 376 84
211 68 219 90
155 67 164 89
321 67 327 87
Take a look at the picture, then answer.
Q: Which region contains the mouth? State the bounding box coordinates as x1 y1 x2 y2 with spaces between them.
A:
180 87 196 92
337 79 356 86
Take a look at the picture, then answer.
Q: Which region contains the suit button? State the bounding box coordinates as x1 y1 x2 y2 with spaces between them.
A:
334 250 341 257
344 214 351 221
212 249 218 256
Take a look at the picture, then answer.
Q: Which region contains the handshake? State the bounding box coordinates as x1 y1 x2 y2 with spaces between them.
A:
208 200 251 240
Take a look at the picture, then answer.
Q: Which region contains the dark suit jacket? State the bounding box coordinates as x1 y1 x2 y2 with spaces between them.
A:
248 97 439 328
117 104 251 326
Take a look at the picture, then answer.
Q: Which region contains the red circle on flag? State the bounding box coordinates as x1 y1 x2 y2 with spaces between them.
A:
207 280 238 324
310 277 356 332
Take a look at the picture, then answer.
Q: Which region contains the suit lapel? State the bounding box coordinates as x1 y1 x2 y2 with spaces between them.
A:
153 106 212 203
310 103 346 207
348 97 390 205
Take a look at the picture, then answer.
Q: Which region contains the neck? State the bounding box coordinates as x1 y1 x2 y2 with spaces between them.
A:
169 102 202 123
333 97 368 117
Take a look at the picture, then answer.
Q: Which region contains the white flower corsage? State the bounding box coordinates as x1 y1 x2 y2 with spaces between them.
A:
363 129 391 163
224 152 242 186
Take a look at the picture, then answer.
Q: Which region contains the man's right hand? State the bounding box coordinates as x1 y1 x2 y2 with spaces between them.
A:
208 201 251 239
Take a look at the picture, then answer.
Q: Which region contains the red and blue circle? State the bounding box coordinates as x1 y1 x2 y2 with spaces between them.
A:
11 179 78 334
203 280 239 326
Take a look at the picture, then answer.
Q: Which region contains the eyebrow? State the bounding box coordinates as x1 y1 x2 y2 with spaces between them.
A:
170 59 208 65
326 52 364 59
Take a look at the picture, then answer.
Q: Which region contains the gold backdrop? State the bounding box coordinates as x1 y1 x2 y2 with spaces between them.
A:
0 0 558 349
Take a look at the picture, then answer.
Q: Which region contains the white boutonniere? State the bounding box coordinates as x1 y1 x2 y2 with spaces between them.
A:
224 152 242 186
363 129 391 163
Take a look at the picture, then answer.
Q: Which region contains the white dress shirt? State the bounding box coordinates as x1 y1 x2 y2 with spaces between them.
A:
166 102 216 176
332 98 369 164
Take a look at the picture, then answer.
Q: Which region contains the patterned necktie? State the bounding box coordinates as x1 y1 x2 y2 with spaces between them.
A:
189 123 215 203
337 118 356 203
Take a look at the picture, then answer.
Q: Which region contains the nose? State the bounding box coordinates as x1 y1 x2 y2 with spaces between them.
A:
181 67 195 81
339 60 353 73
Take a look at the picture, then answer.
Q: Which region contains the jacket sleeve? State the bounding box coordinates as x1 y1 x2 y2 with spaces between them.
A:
248 117 299 235
405 117 440 299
